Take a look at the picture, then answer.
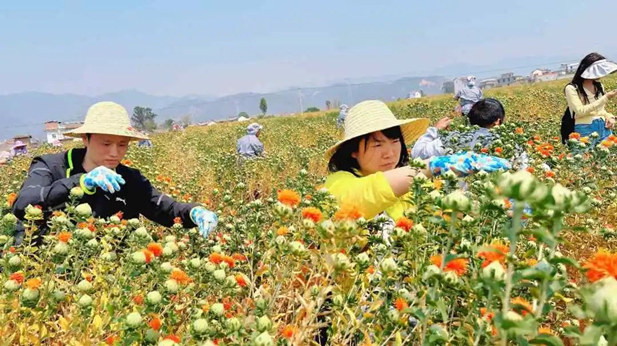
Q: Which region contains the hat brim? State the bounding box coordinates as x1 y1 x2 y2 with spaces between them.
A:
64 125 149 141
581 61 617 79
325 118 429 160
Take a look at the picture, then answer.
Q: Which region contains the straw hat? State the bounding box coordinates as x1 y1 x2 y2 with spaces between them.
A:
65 101 149 140
326 100 429 159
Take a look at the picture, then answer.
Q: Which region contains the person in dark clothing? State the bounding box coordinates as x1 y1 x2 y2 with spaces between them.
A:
12 101 217 244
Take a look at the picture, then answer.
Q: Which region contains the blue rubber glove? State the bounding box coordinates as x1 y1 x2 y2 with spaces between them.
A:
190 207 218 238
81 166 126 193
429 152 511 176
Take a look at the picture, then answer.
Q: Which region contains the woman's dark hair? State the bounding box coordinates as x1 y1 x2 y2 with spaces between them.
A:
468 98 505 127
328 126 409 176
571 52 606 104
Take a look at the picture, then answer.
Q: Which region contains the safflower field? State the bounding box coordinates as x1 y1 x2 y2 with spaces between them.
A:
1 77 617 345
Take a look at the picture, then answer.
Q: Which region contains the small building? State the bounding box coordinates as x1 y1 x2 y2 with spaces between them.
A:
44 121 83 144
497 73 518 87
407 91 422 99
479 78 498 90
560 63 579 74
238 116 250 122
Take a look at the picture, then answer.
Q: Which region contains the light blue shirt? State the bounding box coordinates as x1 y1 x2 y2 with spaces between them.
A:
455 86 483 115
237 134 264 158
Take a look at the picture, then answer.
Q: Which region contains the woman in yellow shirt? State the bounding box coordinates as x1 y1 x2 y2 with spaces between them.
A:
325 100 511 220
565 52 617 141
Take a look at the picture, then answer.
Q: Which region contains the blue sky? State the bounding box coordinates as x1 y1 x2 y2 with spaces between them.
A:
1 0 615 96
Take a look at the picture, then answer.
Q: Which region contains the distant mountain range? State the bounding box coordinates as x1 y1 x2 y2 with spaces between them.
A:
0 76 446 141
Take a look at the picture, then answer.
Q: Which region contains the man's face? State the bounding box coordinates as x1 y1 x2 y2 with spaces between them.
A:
82 134 130 169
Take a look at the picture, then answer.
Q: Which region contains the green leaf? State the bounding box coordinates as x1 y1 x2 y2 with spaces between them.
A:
529 334 564 346
549 256 580 269
579 325 603 346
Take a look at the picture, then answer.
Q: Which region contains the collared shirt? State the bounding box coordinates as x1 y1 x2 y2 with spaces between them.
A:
237 134 264 158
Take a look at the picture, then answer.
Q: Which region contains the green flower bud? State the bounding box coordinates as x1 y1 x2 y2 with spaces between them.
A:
254 331 274 346
355 253 370 267
289 241 306 256
225 317 242 332
3 213 18 224
145 329 160 342
165 279 179 293
126 312 143 328
161 262 173 273
77 279 93 293
53 289 66 301
380 257 398 274
132 251 147 264
442 190 470 211
147 291 162 305
256 315 272 332
8 256 21 267
53 242 69 255
70 187 84 198
482 261 506 281
213 269 226 282
75 203 92 217
78 294 93 308
210 303 225 316
588 277 617 323
189 258 201 269
134 227 149 238
193 318 209 334
3 279 20 292
204 262 216 273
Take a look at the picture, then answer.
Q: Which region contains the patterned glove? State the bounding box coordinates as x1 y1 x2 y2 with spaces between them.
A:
190 207 218 238
81 166 126 193
429 152 511 176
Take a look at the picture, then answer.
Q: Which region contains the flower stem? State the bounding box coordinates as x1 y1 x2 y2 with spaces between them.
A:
501 201 523 345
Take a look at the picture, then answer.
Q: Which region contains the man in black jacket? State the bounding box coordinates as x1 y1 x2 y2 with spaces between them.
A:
12 101 217 244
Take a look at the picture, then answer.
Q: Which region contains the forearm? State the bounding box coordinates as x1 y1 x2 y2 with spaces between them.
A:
13 174 82 218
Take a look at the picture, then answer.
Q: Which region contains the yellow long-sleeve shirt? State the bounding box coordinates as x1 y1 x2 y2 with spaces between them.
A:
565 84 614 125
324 170 412 220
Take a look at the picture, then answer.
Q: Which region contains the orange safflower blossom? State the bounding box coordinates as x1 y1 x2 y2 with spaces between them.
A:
301 207 323 223
170 269 192 285
277 189 301 207
209 252 223 264
149 316 162 331
569 132 581 140
281 325 298 339
57 232 72 243
582 250 617 283
511 297 533 316
7 192 17 207
333 204 364 221
477 242 509 268
147 243 164 257
394 297 409 311
26 278 42 290
430 255 469 276
395 217 414 232
9 272 24 284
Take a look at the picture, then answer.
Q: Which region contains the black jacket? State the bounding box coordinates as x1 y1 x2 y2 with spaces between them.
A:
12 148 199 234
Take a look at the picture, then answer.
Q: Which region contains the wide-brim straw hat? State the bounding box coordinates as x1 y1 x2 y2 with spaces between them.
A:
65 101 149 140
326 100 429 159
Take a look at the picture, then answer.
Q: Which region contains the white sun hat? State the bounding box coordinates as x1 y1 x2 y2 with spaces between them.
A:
326 100 429 159
64 101 149 140
581 59 617 80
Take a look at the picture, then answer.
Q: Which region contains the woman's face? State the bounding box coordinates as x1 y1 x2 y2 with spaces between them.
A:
352 131 402 175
